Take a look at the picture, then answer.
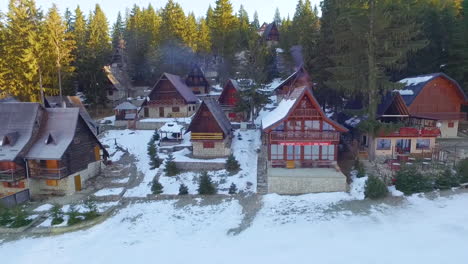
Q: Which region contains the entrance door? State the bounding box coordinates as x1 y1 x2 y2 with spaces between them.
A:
74 175 82 192
396 139 411 154
159 107 165 117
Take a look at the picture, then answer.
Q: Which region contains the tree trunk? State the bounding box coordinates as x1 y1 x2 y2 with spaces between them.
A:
367 0 377 162
58 66 63 100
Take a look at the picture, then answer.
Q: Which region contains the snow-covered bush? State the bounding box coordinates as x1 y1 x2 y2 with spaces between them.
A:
434 168 460 190
395 166 433 195
83 199 100 220
67 205 83 226
364 175 388 199
228 183 238 195
151 179 164 195
10 206 32 228
178 184 189 195
225 154 240 174
147 138 161 170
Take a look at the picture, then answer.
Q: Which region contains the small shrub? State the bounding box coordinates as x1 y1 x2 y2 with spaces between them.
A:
395 166 433 195
10 206 32 228
164 153 180 176
225 154 240 174
354 159 366 178
67 205 83 226
228 183 238 195
50 204 64 226
197 172 217 195
0 207 12 227
435 168 460 190
151 129 160 142
83 199 100 220
364 175 388 199
151 179 164 195
457 158 468 184
178 184 189 195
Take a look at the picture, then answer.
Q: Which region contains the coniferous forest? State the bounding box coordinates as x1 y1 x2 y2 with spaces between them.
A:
1 0 468 113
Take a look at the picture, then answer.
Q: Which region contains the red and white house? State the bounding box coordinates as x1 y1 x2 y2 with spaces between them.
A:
261 86 348 194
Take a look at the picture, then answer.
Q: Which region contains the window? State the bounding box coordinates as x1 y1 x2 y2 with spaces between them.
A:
172 107 180 112
304 146 319 160
273 123 285 131
416 139 431 150
286 145 301 160
228 112 237 119
287 120 301 131
203 142 215 148
108 90 114 96
448 122 455 128
321 145 335 161
270 144 284 160
376 139 391 150
305 120 320 130
323 122 335 131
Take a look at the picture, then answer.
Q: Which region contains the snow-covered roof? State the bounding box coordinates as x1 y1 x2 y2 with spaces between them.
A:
399 75 435 86
394 89 414 96
261 97 297 130
345 116 362 128
114 102 137 110
160 122 184 133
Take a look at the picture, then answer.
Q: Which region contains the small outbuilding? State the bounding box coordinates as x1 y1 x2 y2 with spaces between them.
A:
114 102 138 121
159 122 184 146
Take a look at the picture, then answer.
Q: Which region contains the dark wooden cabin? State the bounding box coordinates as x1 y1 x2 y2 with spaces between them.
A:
185 64 210 95
262 87 348 169
145 73 198 118
186 99 233 158
261 22 280 42
274 66 312 99
218 79 245 122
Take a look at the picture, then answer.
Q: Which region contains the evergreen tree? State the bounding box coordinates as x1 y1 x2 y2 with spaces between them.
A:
197 171 217 195
252 11 260 30
160 0 187 43
364 175 388 199
71 6 87 94
236 5 251 50
273 8 282 27
447 0 468 91
111 11 125 50
151 178 164 194
50 204 64 225
457 158 468 183
197 18 212 54
178 184 189 195
147 139 161 170
184 12 199 51
164 153 180 176
228 182 238 194
225 154 240 173
206 5 215 29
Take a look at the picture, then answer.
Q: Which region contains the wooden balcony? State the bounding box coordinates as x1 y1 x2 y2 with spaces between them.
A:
29 167 68 180
0 169 26 182
191 133 223 140
379 127 441 138
270 131 340 142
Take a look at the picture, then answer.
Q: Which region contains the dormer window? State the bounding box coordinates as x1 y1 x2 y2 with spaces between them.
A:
0 132 18 147
0 136 10 146
45 133 55 145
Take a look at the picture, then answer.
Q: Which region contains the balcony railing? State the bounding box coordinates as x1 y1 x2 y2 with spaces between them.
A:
270 160 335 169
29 167 68 180
191 133 224 140
270 131 340 142
379 127 441 138
291 109 320 117
0 169 26 182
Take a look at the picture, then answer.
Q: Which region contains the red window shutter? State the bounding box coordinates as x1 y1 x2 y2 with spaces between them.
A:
203 142 215 148
448 122 454 128
228 113 237 118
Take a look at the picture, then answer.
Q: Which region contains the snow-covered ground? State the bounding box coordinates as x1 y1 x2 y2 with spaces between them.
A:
2 190 468 264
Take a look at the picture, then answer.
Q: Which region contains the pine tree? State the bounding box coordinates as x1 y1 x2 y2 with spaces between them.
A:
252 11 260 30
364 175 388 199
160 0 187 43
147 139 161 170
447 0 468 91
228 183 238 194
178 184 189 195
197 18 212 54
111 11 125 50
151 178 164 194
164 153 180 176
237 5 252 50
184 12 199 51
71 6 87 95
197 171 217 195
44 4 76 98
50 204 64 225
225 154 240 173
273 8 282 27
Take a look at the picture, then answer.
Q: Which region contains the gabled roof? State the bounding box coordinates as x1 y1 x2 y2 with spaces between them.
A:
0 103 42 161
25 108 108 160
114 101 137 110
274 65 311 93
377 92 410 117
152 73 198 104
397 72 468 106
185 64 209 87
45 96 99 136
262 86 348 132
262 22 278 39
187 98 232 136
219 79 241 102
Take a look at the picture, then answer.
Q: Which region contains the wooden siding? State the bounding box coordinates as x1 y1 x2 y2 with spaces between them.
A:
189 103 224 137
148 79 186 105
218 81 238 106
409 77 464 115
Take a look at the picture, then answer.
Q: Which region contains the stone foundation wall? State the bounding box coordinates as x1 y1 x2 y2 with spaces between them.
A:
174 161 225 171
268 175 347 194
192 140 231 158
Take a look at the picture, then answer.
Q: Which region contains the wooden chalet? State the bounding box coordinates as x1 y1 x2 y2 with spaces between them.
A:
396 73 468 138
0 103 108 198
368 92 441 160
261 86 348 194
186 99 233 158
274 65 312 100
144 73 199 118
258 22 280 45
218 79 245 122
185 64 210 95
